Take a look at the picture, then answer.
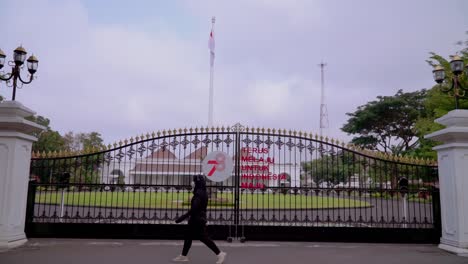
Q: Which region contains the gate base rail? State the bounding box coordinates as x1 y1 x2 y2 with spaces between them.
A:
26 223 440 244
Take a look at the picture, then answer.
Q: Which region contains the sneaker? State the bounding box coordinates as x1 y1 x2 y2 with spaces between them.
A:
172 255 189 262
216 252 227 264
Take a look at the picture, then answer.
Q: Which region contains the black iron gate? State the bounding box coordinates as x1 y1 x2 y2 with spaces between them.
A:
26 125 441 243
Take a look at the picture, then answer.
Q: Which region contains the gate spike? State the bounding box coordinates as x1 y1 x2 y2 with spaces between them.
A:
157 131 161 136
267 128 271 133
130 137 134 143
293 130 297 136
173 129 177 134
211 126 215 132
399 156 406 163
200 127 204 132
150 132 154 138
298 131 302 136
221 126 225 132
162 130 167 135
216 126 220 132
124 139 129 145
167 130 172 135
194 127 198 133
183 128 187 133
107 144 111 150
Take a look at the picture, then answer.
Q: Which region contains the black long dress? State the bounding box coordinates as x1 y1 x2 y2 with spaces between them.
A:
175 175 220 256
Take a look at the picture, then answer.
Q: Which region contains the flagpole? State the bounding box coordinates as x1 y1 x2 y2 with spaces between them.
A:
208 16 216 127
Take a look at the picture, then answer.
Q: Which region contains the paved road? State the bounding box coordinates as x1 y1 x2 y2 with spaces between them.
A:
0 239 466 264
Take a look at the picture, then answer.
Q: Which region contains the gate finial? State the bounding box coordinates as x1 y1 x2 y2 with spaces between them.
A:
231 123 244 132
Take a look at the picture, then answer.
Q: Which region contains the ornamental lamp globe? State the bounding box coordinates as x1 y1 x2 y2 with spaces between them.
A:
0 49 5 69
450 55 464 75
27 55 39 74
13 46 27 66
432 65 445 84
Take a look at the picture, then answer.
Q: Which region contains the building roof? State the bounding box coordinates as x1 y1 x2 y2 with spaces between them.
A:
145 148 177 160
183 147 208 160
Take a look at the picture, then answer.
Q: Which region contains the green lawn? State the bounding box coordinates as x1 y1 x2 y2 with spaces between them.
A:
35 191 371 209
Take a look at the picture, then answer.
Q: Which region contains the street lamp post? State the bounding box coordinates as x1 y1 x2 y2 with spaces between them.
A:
432 55 468 109
0 46 39 101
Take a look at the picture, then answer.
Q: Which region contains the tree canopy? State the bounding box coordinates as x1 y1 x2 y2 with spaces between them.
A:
342 89 426 155
410 34 468 159
63 131 105 152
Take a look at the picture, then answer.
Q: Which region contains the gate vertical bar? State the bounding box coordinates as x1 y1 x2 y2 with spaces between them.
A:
234 127 241 239
25 179 37 235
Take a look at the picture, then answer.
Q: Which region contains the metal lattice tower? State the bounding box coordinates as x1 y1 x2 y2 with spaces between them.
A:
319 62 329 137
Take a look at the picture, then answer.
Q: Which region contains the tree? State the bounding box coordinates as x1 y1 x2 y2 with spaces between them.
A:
342 89 426 155
32 130 65 153
61 131 105 186
26 115 65 153
411 33 468 159
63 131 104 151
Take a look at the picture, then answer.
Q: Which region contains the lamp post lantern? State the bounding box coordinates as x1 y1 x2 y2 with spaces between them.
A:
432 55 468 109
0 46 39 101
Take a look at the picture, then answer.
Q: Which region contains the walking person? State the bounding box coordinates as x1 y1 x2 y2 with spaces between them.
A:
173 175 227 263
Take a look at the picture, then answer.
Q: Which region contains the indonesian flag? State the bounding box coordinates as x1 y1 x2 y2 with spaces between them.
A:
208 30 215 66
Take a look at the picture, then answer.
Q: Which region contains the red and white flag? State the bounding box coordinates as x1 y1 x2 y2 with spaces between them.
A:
208 30 215 52
208 30 215 66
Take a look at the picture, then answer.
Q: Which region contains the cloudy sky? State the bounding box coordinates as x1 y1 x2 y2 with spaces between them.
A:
2 0 467 145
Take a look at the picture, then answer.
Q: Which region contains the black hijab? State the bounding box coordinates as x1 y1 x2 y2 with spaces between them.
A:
193 175 207 197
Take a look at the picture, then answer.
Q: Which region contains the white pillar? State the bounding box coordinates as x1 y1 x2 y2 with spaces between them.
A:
0 101 44 249
426 110 468 257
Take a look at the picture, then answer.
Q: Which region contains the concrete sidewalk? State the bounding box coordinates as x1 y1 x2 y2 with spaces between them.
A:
0 239 466 264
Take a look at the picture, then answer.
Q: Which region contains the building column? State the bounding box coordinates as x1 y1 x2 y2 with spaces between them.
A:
0 101 44 249
426 110 468 257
